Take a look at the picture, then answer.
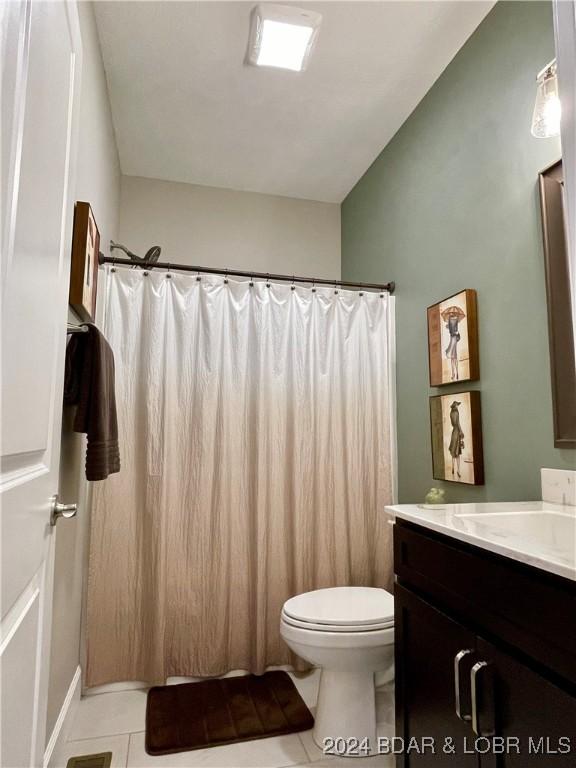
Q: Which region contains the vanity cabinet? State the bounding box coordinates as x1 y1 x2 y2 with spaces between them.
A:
394 521 576 767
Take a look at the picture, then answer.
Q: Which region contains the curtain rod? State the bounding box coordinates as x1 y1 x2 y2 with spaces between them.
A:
98 254 395 294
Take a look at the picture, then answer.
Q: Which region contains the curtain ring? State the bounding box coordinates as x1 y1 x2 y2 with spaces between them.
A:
266 273 270 288
311 280 316 294
291 275 296 291
196 270 201 282
110 255 116 274
249 275 254 287
334 280 338 295
224 268 229 285
166 263 172 279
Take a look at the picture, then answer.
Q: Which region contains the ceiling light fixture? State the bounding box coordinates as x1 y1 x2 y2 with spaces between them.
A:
531 59 561 139
247 4 322 72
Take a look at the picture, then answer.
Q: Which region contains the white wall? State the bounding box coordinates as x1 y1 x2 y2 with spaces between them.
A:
118 175 341 279
46 0 120 744
47 7 339 736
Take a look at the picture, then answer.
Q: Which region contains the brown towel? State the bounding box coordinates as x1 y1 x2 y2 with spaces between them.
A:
64 324 120 481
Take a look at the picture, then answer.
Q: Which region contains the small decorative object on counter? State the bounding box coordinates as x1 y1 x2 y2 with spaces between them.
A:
424 487 446 505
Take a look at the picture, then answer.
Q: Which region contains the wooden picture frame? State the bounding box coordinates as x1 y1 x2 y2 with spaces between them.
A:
69 201 99 321
430 390 484 485
538 159 576 448
427 289 479 386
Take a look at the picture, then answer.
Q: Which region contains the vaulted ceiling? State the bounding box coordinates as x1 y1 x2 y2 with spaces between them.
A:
95 1 494 202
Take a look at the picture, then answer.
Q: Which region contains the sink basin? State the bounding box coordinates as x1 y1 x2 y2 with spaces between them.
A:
386 501 576 581
455 510 575 549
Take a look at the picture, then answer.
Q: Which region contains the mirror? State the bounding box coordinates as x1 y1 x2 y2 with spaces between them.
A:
538 159 576 447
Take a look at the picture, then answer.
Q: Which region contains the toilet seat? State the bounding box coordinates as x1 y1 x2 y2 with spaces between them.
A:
282 587 394 632
281 610 393 633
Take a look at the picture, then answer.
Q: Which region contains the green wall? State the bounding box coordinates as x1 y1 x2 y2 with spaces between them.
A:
342 1 575 504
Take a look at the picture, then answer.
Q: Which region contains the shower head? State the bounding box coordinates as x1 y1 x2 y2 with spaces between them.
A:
110 241 162 269
144 246 162 264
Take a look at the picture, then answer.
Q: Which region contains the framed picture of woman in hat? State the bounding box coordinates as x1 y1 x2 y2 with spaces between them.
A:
427 289 479 386
429 391 484 485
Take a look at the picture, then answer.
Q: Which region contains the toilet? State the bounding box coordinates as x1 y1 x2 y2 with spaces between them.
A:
280 586 394 756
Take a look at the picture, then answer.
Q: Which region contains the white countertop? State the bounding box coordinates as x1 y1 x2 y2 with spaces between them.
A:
385 501 576 582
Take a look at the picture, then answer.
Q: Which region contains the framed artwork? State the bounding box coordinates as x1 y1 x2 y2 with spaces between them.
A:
427 289 479 386
69 201 99 321
430 391 484 485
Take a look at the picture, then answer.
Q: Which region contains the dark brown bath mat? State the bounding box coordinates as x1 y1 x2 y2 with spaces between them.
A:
66 754 112 768
145 670 314 755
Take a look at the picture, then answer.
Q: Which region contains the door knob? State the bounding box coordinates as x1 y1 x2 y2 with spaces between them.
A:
50 494 78 526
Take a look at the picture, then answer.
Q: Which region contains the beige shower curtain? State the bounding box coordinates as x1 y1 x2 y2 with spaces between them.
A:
85 267 396 687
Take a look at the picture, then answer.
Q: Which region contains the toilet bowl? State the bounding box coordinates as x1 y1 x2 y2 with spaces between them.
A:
280 586 394 757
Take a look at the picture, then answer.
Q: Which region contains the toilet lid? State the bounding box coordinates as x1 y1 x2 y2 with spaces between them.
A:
281 611 394 633
283 587 394 628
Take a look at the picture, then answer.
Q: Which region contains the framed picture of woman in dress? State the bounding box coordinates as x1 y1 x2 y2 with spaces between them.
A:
427 289 479 386
429 391 484 485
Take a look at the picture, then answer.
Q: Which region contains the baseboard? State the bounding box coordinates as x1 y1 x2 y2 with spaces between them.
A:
43 665 81 768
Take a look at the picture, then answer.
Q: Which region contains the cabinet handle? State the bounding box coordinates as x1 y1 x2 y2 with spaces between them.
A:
471 661 496 737
454 649 475 721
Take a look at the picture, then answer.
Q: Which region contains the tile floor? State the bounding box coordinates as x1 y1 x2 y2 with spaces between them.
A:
50 671 395 768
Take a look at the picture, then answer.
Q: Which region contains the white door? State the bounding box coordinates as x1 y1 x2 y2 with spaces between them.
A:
1 1 82 765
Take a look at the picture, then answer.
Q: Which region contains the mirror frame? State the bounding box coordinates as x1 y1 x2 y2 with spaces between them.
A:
538 158 576 448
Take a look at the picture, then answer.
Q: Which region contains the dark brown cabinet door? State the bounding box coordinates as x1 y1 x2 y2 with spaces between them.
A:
474 638 576 767
395 585 480 767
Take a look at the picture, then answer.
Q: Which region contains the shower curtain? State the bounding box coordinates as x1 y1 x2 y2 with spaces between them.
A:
85 267 396 686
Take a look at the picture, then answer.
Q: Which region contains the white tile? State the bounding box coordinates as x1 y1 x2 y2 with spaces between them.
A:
68 690 148 741
166 670 250 686
49 734 129 768
298 729 325 763
127 731 309 768
84 681 149 697
541 468 576 505
289 670 320 709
